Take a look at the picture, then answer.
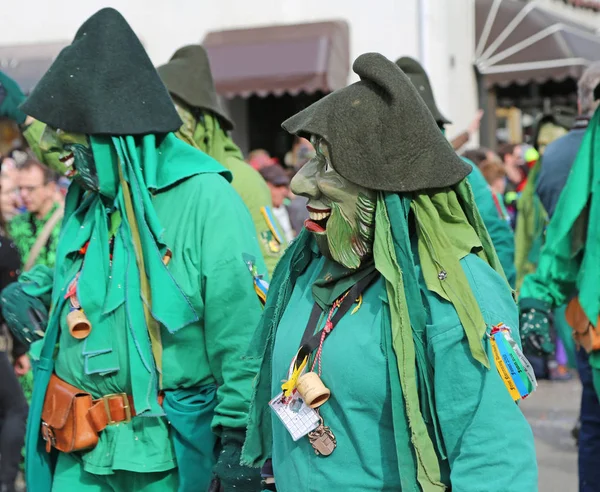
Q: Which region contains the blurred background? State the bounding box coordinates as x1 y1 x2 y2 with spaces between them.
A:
2 0 600 161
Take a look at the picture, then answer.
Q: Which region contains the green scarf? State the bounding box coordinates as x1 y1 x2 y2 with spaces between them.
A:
242 179 503 491
54 133 229 413
312 259 376 309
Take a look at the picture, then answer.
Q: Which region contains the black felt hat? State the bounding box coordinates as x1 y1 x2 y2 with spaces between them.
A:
395 56 451 126
20 8 182 135
158 45 234 130
282 53 470 193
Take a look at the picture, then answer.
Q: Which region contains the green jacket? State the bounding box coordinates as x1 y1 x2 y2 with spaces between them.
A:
243 193 537 491
520 108 600 382
520 109 600 321
24 137 266 491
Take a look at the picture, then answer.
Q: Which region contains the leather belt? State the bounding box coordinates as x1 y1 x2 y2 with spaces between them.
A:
88 393 136 433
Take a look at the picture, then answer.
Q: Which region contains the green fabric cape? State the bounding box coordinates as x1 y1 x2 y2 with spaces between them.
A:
23 132 230 492
242 180 504 491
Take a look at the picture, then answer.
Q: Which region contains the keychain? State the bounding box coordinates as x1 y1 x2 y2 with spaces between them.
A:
490 323 537 401
308 414 337 456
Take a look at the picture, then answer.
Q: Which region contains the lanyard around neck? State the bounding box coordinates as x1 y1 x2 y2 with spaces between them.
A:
296 269 379 367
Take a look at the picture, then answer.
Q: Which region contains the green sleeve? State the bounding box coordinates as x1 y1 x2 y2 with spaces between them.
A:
519 223 580 307
223 155 287 277
199 175 266 432
430 324 538 490
465 161 516 288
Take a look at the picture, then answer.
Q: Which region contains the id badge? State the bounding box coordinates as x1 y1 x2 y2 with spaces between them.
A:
269 391 320 441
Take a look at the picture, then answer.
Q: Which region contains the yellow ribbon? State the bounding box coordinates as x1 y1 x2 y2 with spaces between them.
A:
281 356 308 397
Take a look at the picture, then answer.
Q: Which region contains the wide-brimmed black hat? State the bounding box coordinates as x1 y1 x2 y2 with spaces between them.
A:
21 8 181 135
283 53 470 193
158 45 234 130
396 56 451 126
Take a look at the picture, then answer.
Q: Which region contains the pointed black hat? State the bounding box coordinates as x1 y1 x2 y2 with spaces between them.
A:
283 53 470 193
21 8 181 135
395 56 451 126
158 45 234 130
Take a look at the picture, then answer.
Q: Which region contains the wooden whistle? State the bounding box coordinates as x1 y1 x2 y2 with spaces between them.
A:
296 372 331 408
67 309 92 340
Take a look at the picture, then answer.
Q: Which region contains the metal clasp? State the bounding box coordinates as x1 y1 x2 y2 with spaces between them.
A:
102 393 131 424
41 422 56 445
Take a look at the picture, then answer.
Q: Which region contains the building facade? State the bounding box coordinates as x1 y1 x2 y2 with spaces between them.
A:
2 0 599 153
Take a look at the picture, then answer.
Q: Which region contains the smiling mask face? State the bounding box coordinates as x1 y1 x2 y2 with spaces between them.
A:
290 135 376 270
39 126 99 191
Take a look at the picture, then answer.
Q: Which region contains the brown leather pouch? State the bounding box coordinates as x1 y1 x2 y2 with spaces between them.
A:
41 374 98 453
566 297 600 353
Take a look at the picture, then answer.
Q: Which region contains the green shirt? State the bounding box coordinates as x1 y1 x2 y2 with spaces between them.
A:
269 251 537 491
272 258 401 491
54 173 265 474
8 202 62 269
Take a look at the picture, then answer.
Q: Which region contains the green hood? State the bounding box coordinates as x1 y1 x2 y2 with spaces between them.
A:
158 45 234 130
395 56 451 125
282 53 470 193
21 8 181 135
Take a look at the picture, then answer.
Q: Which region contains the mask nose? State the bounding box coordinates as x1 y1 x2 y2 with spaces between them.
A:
39 126 63 154
290 160 320 200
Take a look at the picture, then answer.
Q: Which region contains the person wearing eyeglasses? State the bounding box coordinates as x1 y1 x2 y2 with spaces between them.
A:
8 155 63 270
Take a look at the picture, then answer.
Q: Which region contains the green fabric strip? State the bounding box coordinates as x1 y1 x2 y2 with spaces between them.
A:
455 179 507 281
374 193 444 491
411 189 489 368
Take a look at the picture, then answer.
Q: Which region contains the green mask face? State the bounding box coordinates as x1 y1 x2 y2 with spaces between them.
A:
291 136 376 270
39 126 99 191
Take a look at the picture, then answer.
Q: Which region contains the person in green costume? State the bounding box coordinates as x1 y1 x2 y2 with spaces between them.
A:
242 53 537 492
157 45 287 277
519 89 600 491
396 57 517 288
2 8 266 492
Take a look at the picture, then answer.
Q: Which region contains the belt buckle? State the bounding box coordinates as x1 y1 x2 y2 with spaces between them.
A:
41 422 56 446
102 393 131 424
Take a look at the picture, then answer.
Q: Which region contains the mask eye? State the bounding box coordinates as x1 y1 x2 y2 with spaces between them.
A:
318 141 331 172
